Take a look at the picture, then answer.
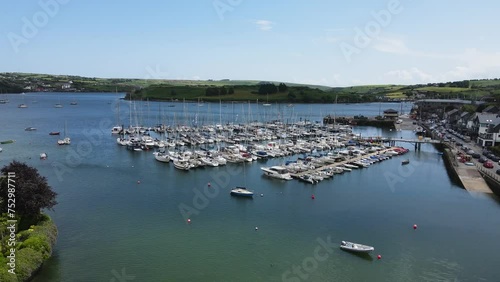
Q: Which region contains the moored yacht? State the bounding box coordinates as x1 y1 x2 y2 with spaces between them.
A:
261 166 293 180
230 187 254 197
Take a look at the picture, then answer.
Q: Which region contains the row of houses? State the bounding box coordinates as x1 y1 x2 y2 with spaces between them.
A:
445 105 500 147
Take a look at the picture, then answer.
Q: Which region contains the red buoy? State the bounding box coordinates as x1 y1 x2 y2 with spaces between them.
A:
413 224 417 230
377 255 382 260
311 194 315 199
187 218 191 223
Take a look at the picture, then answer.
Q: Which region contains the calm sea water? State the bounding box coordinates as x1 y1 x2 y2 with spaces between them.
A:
1 93 499 282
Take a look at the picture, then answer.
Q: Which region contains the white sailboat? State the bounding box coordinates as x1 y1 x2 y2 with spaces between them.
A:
262 93 271 106
57 122 71 145
54 95 63 108
231 161 253 197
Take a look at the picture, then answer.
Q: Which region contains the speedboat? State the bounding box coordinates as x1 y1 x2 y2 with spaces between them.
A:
261 166 293 180
173 160 191 171
298 174 317 184
49 131 60 135
25 127 36 131
57 137 71 145
154 152 170 163
230 187 254 197
402 159 410 165
340 241 374 253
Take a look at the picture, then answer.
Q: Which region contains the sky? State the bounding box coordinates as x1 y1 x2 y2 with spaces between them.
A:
1 0 499 87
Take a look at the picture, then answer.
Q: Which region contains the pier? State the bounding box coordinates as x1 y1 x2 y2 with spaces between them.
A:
291 148 400 177
357 136 441 151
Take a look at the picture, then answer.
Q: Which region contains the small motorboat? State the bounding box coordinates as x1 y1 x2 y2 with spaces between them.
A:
40 153 47 160
230 187 254 197
340 241 374 253
49 131 60 135
401 159 410 165
25 127 37 131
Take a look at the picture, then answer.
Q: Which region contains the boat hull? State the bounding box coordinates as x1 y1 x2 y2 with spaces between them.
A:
340 241 374 253
230 187 254 197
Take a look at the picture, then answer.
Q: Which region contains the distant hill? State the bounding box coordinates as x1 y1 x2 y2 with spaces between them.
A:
1 72 500 103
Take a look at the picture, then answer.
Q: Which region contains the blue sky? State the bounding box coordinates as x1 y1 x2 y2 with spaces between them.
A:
1 0 499 86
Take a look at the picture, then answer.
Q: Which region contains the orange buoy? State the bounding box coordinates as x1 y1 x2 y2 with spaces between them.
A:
377 255 382 260
413 224 417 230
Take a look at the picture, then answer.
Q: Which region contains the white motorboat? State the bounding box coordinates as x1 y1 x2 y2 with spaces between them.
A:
261 166 293 180
337 166 352 172
111 126 122 134
343 163 358 169
57 137 71 145
173 160 191 171
340 241 374 253
40 153 47 160
154 152 170 163
200 157 219 167
230 187 254 197
297 174 317 184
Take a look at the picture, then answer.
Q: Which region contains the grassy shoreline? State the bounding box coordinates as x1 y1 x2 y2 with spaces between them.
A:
0 214 57 282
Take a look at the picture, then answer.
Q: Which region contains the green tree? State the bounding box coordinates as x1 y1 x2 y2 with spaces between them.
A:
228 87 234 94
278 83 288 92
258 83 278 95
0 161 57 217
219 86 227 95
205 87 219 96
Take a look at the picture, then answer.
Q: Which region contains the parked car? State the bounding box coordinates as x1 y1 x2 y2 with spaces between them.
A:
490 155 500 162
483 161 494 168
471 153 481 159
496 169 500 175
478 156 488 163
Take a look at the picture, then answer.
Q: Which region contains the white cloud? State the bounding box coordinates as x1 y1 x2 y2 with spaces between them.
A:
373 37 410 55
384 68 433 83
254 20 274 31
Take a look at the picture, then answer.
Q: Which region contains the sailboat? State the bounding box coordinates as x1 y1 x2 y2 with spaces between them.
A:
18 94 27 108
230 162 254 197
262 93 271 106
0 92 8 104
57 122 71 145
54 95 63 108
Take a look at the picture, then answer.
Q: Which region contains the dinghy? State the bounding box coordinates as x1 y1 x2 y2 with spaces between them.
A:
340 241 374 253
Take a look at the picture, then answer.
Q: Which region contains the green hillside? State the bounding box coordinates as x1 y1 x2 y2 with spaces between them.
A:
2 72 500 103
